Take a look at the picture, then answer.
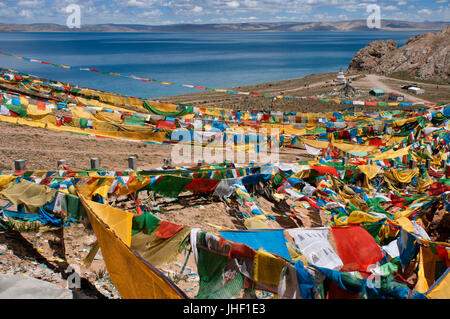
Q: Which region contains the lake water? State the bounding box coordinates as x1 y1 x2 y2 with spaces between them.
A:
0 31 426 99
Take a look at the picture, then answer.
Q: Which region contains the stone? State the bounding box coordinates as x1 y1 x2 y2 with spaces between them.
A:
0 274 73 299
348 26 450 82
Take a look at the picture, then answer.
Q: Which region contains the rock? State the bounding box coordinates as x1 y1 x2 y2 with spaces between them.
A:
0 274 73 299
348 26 450 82
94 252 103 260
348 39 397 72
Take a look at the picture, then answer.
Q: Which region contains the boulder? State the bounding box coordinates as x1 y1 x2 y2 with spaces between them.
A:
0 274 73 299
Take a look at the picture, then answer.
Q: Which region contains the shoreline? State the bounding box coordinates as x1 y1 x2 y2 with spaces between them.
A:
0 28 445 33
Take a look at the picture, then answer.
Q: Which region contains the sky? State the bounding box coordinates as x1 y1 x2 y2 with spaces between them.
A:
0 0 448 25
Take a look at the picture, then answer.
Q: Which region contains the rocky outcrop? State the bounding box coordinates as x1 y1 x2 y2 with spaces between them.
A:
348 26 450 82
348 40 397 71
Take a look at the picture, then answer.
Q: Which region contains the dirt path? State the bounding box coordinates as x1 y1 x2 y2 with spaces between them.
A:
380 75 450 89
279 75 360 94
352 74 432 103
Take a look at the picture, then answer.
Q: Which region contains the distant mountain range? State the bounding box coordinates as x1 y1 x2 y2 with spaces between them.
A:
0 20 448 32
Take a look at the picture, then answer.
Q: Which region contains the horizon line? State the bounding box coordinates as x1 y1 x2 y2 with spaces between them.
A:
1 19 450 27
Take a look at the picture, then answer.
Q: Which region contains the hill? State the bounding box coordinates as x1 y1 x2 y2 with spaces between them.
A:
0 20 448 32
348 26 450 83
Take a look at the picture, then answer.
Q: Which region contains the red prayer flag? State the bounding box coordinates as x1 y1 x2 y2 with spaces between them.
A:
156 120 176 130
184 178 220 195
311 165 339 177
37 100 46 110
331 225 385 273
155 221 186 239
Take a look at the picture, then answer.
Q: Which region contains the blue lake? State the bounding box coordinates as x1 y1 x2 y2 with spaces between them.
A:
0 31 426 98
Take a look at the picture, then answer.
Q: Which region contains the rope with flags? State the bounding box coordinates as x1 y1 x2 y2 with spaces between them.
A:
0 50 301 100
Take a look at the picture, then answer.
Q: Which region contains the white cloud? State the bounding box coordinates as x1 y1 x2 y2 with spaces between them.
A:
126 0 159 8
241 0 258 8
192 5 203 13
384 5 398 11
17 0 43 8
141 9 163 17
227 1 240 8
418 8 432 15
19 9 33 18
0 0 448 25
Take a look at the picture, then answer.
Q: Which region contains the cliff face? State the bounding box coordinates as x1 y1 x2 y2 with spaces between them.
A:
348 26 450 82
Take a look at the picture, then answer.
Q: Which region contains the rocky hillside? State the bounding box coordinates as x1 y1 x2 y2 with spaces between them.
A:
348 26 450 82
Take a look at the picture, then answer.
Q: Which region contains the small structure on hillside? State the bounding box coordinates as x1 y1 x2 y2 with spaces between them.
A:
408 86 425 95
389 92 404 102
336 71 346 84
369 89 385 97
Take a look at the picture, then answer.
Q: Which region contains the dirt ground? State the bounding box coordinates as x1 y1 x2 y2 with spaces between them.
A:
0 166 328 299
0 71 448 299
0 121 310 171
0 119 310 299
350 74 434 104
160 72 443 111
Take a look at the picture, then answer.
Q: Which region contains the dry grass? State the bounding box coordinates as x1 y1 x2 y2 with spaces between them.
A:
389 71 450 86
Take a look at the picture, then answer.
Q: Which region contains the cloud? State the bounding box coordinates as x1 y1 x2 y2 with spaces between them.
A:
17 0 43 8
227 1 240 8
0 0 448 25
418 8 432 15
141 9 163 17
383 5 398 11
192 5 203 13
19 9 33 18
126 0 159 8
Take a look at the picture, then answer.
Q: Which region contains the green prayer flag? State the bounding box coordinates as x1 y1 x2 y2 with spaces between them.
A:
132 211 161 236
143 100 193 117
150 175 192 198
